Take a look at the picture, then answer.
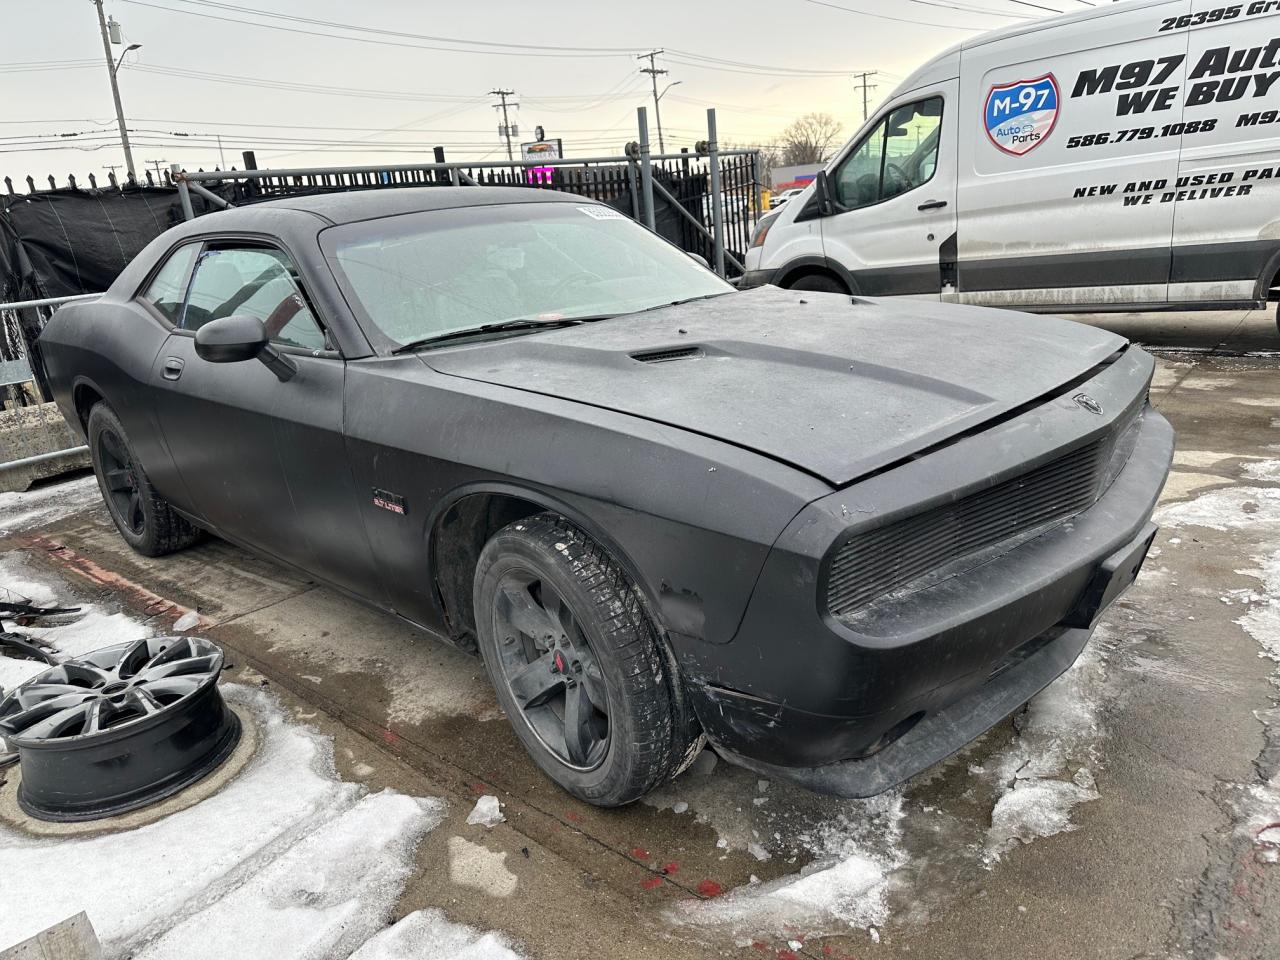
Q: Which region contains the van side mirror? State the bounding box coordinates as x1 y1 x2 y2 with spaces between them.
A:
194 314 297 382
814 170 835 217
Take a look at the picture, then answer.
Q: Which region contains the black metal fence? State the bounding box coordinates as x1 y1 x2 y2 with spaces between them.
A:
184 149 761 275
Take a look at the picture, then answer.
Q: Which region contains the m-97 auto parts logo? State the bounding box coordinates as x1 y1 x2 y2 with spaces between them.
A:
985 74 1061 156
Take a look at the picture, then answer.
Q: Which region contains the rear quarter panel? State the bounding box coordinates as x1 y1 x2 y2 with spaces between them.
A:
39 299 178 498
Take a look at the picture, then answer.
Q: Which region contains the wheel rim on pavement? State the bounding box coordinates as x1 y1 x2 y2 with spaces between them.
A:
0 636 241 821
492 571 610 771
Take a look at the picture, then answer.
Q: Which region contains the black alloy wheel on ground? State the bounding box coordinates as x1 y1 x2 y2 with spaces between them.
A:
0 636 241 821
87 403 202 557
474 513 702 807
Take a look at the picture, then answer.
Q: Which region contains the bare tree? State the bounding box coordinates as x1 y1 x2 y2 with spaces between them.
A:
778 113 844 166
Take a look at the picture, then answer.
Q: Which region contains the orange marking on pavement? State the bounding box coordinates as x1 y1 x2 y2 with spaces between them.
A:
22 535 213 630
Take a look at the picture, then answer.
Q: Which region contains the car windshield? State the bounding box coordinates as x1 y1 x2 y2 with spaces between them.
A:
321 202 733 350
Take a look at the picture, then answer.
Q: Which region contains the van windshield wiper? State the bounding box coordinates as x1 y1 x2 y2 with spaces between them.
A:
390 316 587 354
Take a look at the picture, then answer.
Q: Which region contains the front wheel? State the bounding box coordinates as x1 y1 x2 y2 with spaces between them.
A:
786 272 848 294
474 514 701 806
87 404 202 557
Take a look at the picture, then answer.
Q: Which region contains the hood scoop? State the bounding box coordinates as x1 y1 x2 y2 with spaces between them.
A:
630 346 704 364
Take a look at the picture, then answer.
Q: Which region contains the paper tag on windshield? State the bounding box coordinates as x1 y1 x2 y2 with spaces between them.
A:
578 206 627 220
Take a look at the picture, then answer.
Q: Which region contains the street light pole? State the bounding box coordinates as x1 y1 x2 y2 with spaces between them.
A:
93 0 136 180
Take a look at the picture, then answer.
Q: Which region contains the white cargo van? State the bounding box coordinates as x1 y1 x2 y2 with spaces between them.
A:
742 0 1280 320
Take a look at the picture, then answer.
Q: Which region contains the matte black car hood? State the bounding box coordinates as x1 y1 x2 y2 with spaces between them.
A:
424 287 1126 486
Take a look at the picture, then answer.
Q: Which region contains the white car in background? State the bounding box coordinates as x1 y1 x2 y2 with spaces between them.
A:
770 187 806 209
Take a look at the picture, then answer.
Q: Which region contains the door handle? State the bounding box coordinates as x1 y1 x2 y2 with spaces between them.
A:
162 357 184 381
917 199 948 211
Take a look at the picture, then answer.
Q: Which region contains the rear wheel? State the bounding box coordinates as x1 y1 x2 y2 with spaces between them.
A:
786 272 848 294
87 404 202 557
474 513 701 806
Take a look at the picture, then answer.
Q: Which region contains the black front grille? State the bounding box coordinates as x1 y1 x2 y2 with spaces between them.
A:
825 439 1108 618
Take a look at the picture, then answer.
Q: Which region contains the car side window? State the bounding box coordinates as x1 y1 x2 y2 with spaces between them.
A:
182 245 329 352
139 243 199 325
834 96 944 210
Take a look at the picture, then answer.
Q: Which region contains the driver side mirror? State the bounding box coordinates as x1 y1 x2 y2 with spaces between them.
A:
195 314 268 363
813 170 836 217
194 314 297 382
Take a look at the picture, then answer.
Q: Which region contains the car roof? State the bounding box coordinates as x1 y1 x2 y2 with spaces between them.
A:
246 185 584 225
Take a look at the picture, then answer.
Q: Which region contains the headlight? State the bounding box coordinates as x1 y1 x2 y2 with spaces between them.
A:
750 214 779 249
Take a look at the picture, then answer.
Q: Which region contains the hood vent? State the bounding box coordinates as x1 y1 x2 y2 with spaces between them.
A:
630 346 704 364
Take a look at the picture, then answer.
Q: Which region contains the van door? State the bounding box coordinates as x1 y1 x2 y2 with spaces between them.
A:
956 0 1192 310
1170 0 1280 306
820 82 958 299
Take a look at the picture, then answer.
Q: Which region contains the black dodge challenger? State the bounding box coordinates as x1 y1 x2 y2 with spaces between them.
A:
39 187 1173 806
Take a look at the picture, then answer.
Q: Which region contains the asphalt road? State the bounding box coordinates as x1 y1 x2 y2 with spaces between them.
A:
2 306 1277 959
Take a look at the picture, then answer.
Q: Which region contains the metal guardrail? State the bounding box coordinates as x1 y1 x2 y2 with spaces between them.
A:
0 292 101 311
0 293 99 473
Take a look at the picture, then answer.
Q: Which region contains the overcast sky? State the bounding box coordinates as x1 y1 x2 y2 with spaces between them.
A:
0 0 1067 180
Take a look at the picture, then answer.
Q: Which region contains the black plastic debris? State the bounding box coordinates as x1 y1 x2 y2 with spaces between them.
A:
0 631 58 665
0 637 240 821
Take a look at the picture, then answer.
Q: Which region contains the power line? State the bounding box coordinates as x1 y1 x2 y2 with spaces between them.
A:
154 0 643 54
1004 0 1064 12
119 0 631 58
803 0 989 29
123 0 869 81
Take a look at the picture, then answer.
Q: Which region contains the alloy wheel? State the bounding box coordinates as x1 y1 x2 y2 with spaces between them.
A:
491 571 610 771
98 427 145 536
0 636 240 821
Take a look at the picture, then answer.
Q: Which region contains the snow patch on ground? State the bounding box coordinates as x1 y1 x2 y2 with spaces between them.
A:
670 848 894 935
1159 485 1280 532
0 474 99 537
137 790 439 960
1243 459 1280 484
980 634 1110 863
1234 551 1280 664
661 782 906 939
0 552 152 695
348 909 523 960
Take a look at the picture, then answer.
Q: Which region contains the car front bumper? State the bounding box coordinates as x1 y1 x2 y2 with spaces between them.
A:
677 349 1174 796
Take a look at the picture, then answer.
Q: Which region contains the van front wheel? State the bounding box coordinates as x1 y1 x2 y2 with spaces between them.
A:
786 272 848 294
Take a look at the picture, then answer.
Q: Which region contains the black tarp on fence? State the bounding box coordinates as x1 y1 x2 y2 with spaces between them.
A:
0 185 227 303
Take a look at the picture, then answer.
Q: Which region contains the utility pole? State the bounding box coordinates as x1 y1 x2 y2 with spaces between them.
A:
852 71 878 123
93 0 136 180
490 88 518 163
638 50 670 154
145 158 167 180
